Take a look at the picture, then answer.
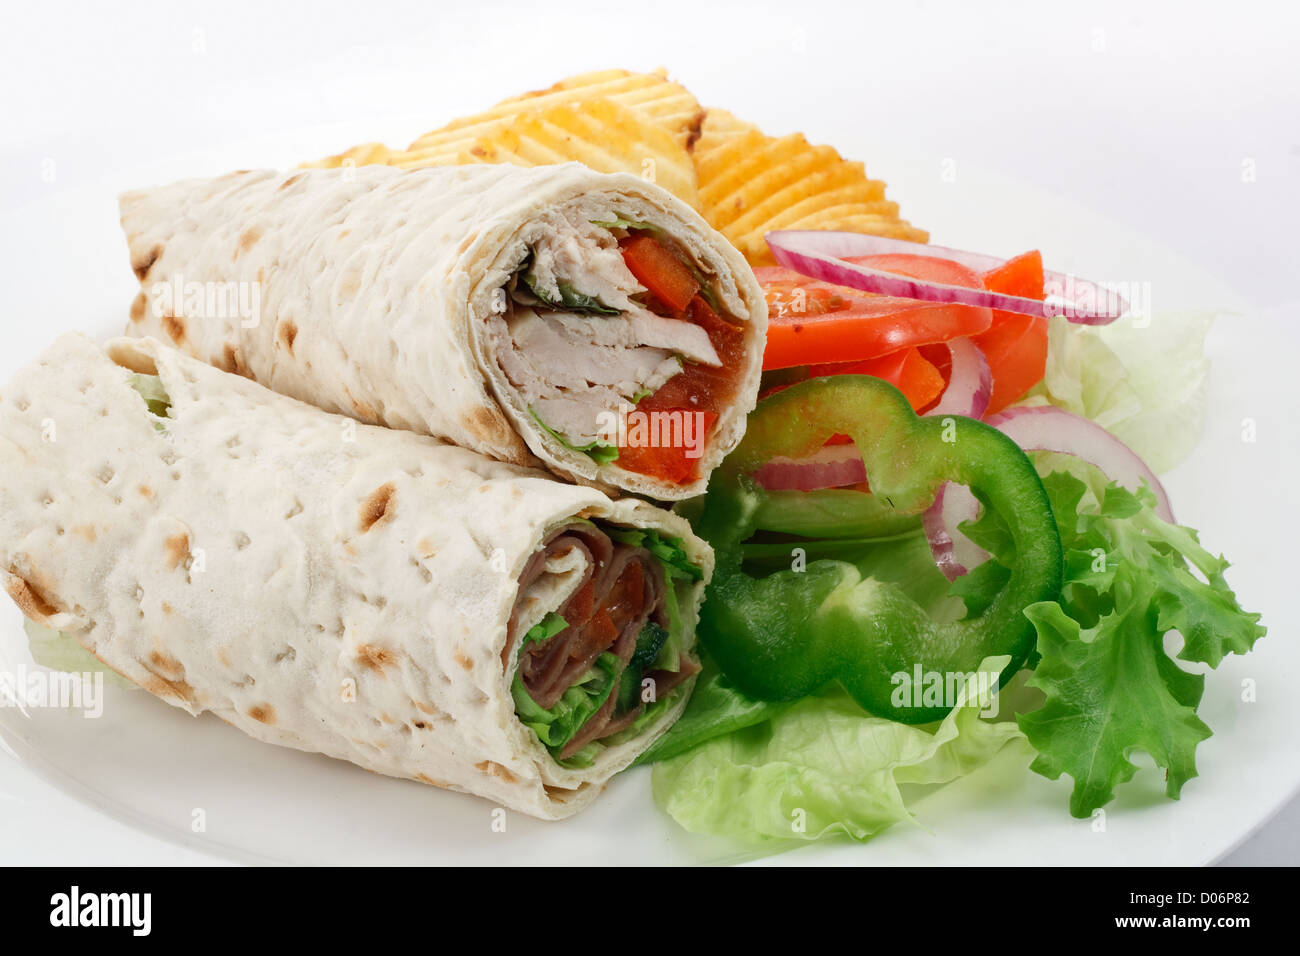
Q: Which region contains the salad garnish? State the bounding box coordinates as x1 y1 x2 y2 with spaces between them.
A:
686 375 1062 723
765 230 1127 324
641 240 1264 843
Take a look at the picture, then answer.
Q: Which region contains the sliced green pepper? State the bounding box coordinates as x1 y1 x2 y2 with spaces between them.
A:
694 375 1063 724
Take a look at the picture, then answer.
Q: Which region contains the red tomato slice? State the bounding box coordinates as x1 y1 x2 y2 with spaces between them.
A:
621 235 699 312
846 253 986 290
975 250 1048 415
845 251 1049 416
980 250 1045 299
621 296 735 483
756 251 1050 414
759 263 992 371
809 348 945 412
971 313 1048 415
642 296 745 414
616 409 719 484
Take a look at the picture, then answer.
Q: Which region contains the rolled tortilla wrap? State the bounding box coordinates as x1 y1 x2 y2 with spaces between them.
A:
0 334 711 820
119 163 767 499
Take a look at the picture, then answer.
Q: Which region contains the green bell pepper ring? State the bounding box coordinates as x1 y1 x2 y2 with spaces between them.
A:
694 375 1063 724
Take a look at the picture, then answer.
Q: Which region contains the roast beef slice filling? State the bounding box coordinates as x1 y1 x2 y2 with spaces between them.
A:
509 522 692 759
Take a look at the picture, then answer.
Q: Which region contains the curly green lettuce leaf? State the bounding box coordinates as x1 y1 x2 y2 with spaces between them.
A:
1021 312 1214 473
650 657 1020 843
1018 471 1265 817
1020 595 1210 816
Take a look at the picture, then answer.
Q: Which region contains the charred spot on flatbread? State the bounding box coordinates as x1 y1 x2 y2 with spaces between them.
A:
3 568 63 622
129 291 149 323
236 226 263 256
148 649 186 678
161 314 188 346
220 343 252 378
476 760 519 784
138 649 196 705
463 405 512 450
356 643 397 672
247 704 276 724
276 318 299 355
132 243 163 281
358 482 396 532
342 385 378 421
164 532 190 570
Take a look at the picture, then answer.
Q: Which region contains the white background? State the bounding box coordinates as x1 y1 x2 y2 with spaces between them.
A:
1 0 1296 865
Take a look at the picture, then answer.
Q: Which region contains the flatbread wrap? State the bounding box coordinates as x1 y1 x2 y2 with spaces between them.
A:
0 334 712 820
118 163 767 499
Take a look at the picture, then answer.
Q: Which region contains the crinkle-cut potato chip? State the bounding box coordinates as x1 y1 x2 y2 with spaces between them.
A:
295 70 927 264
301 141 397 170
690 108 928 266
691 107 760 154
385 98 700 210
299 71 701 207
490 68 705 147
400 68 704 160
808 215 929 241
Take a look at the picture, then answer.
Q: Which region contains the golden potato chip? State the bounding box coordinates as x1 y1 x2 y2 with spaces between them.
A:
384 97 699 209
700 135 857 230
492 69 704 145
805 215 929 242
302 69 702 173
692 108 760 155
295 71 928 265
735 184 892 236
690 112 928 266
300 142 396 170
405 68 703 159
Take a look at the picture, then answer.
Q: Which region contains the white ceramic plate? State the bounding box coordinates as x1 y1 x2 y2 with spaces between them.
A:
0 124 1294 866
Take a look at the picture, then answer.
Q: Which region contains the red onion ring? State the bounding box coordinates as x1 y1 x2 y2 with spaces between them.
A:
986 406 1175 522
923 483 987 582
924 405 1174 580
926 337 992 419
752 441 867 491
765 230 1126 325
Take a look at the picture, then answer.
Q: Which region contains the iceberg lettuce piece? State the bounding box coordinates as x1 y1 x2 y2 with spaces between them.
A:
650 657 1020 843
1019 312 1215 474
23 619 134 688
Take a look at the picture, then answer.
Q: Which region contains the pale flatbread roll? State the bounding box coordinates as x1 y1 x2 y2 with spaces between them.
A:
119 163 767 500
0 334 711 819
